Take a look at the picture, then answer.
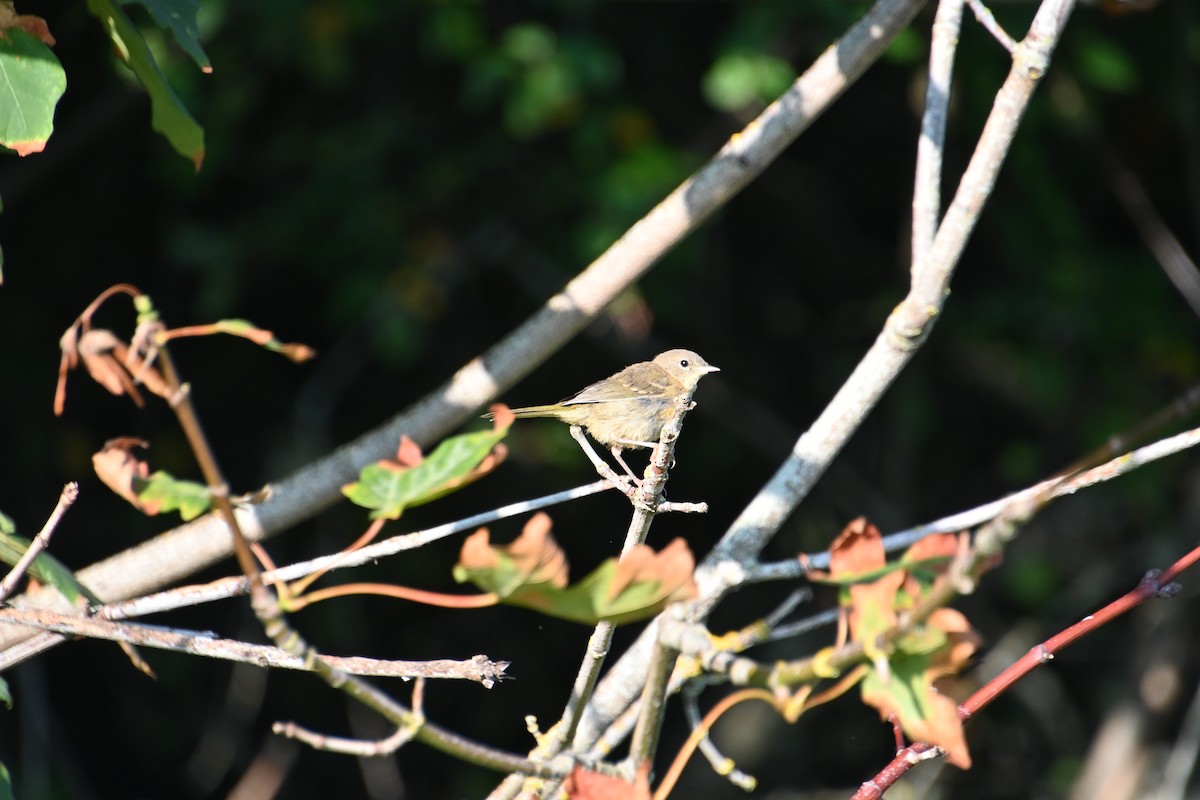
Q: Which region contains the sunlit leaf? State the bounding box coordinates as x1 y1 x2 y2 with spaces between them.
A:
454 519 697 625
135 471 212 521
343 428 508 519
208 319 316 361
0 28 66 156
454 514 568 596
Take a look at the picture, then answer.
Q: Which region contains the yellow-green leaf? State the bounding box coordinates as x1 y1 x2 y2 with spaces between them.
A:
344 428 507 519
135 471 212 521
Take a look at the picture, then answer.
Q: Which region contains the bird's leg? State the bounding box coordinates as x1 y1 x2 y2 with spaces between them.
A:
569 426 640 498
616 438 674 469
608 447 638 482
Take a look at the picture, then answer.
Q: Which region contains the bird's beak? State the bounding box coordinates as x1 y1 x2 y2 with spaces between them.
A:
703 364 720 374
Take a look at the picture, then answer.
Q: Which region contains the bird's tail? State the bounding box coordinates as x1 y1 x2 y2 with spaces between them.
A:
490 404 563 420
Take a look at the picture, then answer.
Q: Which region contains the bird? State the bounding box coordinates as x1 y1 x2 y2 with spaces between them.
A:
489 349 719 479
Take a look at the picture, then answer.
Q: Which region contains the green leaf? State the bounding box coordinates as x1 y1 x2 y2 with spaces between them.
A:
0 532 87 604
344 428 507 519
0 759 13 800
86 0 205 167
135 471 212 521
0 29 66 156
0 676 10 709
702 52 795 112
123 0 211 73
1075 35 1138 94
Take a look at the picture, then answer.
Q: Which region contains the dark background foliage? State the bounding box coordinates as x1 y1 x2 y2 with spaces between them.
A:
0 1 1197 798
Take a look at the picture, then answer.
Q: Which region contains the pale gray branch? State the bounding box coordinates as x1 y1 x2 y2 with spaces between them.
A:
0 607 507 683
747 423 1200 583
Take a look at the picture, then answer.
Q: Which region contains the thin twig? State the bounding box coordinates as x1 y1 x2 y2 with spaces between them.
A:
967 0 1018 53
275 678 427 756
0 606 508 683
0 482 79 603
100 482 613 620
681 682 757 791
746 422 1200 583
0 482 617 672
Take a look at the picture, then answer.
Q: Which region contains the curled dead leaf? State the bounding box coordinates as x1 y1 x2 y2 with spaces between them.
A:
92 437 151 509
79 329 144 406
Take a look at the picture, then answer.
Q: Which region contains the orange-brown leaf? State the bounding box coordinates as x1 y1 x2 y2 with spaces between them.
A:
394 435 424 468
0 2 55 46
564 761 651 800
830 519 903 644
900 532 962 601
606 537 697 606
925 608 982 680
486 403 515 429
861 607 981 769
92 437 151 509
828 517 886 577
78 329 144 406
458 512 569 592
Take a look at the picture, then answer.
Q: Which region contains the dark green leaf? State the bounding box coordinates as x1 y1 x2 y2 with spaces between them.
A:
123 0 211 73
86 0 205 166
0 759 13 800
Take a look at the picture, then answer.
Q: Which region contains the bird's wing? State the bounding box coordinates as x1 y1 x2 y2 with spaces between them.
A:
562 364 672 405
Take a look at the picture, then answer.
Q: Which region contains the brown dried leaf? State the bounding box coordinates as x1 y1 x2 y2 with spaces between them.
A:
564 761 651 800
0 1 55 46
78 329 144 407
92 437 151 509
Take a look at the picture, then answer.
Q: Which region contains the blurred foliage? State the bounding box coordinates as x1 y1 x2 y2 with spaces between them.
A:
0 1 1197 799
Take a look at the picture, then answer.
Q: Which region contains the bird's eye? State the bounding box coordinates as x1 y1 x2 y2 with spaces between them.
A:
679 359 690 368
